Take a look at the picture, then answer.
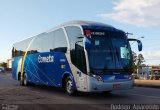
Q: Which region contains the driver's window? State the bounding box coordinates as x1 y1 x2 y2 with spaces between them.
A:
75 42 87 74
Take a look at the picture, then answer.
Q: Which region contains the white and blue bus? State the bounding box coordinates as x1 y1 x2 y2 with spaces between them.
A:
12 21 142 95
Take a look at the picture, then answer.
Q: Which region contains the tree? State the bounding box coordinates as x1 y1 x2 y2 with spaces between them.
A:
132 51 137 65
132 52 145 67
137 54 145 67
132 52 145 75
0 62 7 68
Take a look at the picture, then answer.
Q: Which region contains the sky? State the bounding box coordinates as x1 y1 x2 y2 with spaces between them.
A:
0 0 160 65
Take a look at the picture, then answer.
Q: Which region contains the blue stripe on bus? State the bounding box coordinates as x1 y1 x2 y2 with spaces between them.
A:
12 52 77 90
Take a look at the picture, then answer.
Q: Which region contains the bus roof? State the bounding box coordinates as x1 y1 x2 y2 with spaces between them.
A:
47 20 118 33
13 21 124 45
62 20 114 27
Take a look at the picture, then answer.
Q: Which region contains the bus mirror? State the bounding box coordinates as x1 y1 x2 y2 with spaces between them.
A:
137 40 142 51
53 47 67 53
128 39 142 51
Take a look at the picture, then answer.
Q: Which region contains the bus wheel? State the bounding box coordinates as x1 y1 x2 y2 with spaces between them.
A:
20 73 24 86
20 73 28 86
23 74 28 86
65 77 76 96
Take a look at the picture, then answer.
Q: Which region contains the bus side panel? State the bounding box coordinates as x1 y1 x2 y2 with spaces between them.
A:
24 54 41 84
24 52 72 87
12 57 22 80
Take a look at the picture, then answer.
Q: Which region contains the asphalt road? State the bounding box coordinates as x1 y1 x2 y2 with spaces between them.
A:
0 72 160 110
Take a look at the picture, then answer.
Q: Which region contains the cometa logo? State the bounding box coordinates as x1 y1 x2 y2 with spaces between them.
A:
38 55 54 63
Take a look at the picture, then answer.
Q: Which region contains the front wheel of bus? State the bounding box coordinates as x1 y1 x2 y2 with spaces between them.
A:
65 77 76 96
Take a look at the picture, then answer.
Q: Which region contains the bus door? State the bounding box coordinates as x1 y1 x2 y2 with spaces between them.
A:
75 41 88 91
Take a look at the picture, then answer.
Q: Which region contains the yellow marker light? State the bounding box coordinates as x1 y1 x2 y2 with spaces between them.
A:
61 65 66 69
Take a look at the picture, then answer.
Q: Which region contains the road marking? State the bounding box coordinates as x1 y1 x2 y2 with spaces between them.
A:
127 93 160 99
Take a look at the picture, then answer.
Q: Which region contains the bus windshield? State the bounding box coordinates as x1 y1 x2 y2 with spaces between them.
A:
85 30 133 74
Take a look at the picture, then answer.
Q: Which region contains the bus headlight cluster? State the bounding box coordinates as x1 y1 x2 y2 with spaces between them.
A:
129 75 133 80
90 74 103 81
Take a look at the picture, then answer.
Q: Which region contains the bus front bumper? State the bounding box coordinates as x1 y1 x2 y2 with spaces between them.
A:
87 77 134 92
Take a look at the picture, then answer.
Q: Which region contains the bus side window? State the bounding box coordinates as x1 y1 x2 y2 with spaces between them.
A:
13 38 31 57
54 29 68 53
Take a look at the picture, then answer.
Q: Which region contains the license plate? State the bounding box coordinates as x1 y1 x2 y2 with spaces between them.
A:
113 84 121 88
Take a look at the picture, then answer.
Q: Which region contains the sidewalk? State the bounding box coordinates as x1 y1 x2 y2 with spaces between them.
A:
134 79 160 88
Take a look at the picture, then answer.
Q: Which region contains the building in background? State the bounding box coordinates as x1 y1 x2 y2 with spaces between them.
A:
137 66 160 80
0 59 12 72
6 59 12 71
149 66 160 80
7 59 12 69
138 66 151 79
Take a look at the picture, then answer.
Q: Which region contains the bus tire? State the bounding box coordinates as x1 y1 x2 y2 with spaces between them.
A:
20 73 24 86
65 77 76 96
20 73 28 86
23 73 28 86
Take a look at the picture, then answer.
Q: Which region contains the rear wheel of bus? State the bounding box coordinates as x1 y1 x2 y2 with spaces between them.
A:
20 73 29 86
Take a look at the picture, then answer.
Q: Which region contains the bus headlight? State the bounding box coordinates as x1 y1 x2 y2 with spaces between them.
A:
90 74 103 81
129 75 133 80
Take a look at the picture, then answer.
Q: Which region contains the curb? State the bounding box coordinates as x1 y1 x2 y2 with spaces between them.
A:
134 79 160 88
